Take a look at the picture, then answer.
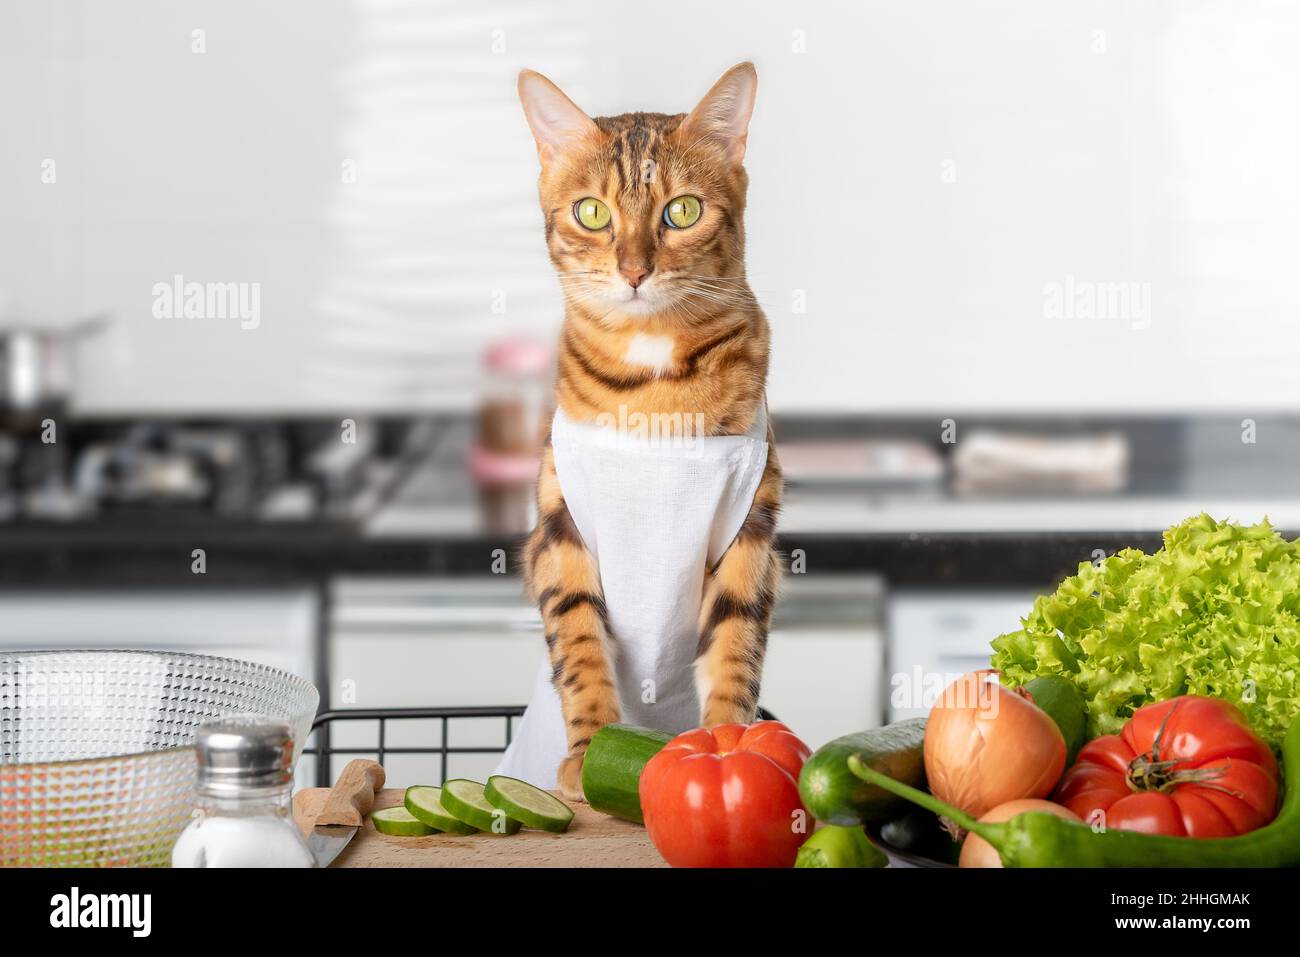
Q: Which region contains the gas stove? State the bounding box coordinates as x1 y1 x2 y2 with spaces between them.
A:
0 417 437 526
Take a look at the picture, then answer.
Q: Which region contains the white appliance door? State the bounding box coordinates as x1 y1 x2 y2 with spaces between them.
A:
886 589 1042 721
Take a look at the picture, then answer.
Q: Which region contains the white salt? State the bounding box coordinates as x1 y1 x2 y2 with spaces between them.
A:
172 814 315 868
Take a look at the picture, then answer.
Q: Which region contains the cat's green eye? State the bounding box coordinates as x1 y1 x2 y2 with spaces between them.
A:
574 198 611 230
663 195 702 229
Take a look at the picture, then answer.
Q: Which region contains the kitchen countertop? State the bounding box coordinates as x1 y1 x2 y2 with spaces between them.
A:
292 787 665 868
0 517 1176 587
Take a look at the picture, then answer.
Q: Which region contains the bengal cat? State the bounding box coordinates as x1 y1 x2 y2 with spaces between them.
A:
517 63 781 800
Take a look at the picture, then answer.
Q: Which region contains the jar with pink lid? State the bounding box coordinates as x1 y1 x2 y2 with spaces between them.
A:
471 337 553 533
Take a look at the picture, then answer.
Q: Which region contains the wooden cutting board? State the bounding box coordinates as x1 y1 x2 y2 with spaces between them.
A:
293 787 667 868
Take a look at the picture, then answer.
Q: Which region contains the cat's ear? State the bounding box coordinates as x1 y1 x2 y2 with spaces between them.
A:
518 70 600 164
679 62 757 165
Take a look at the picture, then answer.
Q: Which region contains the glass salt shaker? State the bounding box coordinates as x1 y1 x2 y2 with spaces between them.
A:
171 717 315 868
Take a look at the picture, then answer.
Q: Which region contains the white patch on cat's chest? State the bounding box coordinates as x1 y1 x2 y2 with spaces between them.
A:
623 333 676 373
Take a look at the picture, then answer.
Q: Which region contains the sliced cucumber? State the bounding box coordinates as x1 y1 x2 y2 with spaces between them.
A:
371 806 434 837
404 785 478 834
486 775 574 833
440 779 522 835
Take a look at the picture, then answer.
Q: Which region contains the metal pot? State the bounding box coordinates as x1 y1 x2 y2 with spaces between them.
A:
0 314 108 416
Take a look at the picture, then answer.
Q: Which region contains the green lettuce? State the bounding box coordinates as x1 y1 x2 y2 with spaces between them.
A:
990 513 1300 749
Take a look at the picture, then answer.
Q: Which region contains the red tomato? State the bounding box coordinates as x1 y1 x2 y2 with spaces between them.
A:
1054 696 1279 838
639 720 812 867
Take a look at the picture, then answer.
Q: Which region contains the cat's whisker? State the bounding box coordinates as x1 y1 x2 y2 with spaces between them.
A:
670 278 758 297
670 280 751 289
671 274 749 283
677 288 747 299
665 295 720 326
675 286 756 308
557 284 604 309
682 277 756 290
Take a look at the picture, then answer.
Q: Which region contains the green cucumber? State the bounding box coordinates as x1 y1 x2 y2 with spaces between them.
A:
440 779 522 834
371 806 434 837
1021 675 1087 765
404 785 478 834
581 724 673 824
798 718 928 826
485 775 574 833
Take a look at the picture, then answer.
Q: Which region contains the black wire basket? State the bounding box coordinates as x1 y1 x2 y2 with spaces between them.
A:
303 705 778 788
302 705 526 787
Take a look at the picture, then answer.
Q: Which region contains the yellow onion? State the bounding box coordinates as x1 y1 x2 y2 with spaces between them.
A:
924 670 1066 820
959 799 1080 868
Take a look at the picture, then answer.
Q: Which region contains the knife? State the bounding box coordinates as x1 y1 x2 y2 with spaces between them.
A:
307 758 386 868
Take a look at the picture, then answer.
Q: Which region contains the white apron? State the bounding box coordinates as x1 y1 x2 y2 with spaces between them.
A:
495 403 770 789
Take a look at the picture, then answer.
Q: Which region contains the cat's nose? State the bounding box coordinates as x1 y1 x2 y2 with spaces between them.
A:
619 263 652 288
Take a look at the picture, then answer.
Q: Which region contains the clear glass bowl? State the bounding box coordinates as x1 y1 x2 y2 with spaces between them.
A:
0 650 319 867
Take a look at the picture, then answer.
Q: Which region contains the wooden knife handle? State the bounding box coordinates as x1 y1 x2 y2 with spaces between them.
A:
316 759 386 828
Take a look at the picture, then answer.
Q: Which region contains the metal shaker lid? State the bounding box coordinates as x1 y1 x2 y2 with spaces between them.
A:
195 715 295 794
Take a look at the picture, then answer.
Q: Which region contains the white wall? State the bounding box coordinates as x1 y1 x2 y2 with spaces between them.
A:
2 0 1298 414
0 0 355 412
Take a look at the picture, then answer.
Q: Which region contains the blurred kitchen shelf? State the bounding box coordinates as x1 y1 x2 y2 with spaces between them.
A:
777 493 1300 535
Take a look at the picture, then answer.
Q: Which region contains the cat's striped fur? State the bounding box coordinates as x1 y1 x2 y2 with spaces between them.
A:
517 63 781 800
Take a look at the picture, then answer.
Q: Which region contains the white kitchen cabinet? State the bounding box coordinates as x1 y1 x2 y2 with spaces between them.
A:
761 574 885 746
761 624 884 747
0 588 320 784
886 589 1042 722
0 588 317 676
328 578 541 786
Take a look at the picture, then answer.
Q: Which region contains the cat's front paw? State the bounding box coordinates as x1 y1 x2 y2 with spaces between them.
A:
557 753 586 803
702 702 758 728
